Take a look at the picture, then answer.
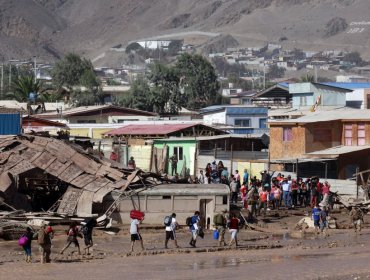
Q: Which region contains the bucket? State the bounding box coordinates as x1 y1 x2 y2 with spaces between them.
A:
213 229 219 240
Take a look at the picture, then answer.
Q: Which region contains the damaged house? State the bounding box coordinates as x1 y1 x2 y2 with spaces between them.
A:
0 134 162 219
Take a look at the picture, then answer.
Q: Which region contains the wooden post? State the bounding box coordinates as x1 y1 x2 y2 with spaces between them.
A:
231 144 234 175
356 167 359 199
214 143 217 160
296 158 299 179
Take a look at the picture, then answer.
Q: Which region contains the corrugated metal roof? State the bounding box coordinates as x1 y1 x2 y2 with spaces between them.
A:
306 145 370 156
105 123 200 136
225 107 267 115
269 107 370 124
323 82 370 90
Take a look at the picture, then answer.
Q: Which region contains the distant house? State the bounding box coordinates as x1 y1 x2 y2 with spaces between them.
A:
22 115 68 133
252 83 291 107
201 105 268 135
34 105 157 124
289 83 350 109
104 123 226 171
153 134 268 178
269 108 370 179
322 82 370 109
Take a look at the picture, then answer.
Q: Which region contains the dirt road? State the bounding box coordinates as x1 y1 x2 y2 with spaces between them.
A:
1 210 370 279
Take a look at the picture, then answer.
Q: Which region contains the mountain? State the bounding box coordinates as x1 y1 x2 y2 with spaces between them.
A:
0 0 369 66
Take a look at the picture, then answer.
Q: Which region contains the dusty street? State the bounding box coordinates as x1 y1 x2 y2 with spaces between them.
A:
2 210 370 280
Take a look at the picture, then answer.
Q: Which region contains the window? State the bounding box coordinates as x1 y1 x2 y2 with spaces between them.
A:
259 118 267 129
173 146 183 160
358 123 365 146
344 124 352 146
283 127 293 142
234 119 251 127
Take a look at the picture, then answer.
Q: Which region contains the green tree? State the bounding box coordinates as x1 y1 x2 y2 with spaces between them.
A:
6 76 47 102
129 75 152 111
175 53 220 109
148 63 182 114
300 74 315 82
266 64 286 80
51 53 101 105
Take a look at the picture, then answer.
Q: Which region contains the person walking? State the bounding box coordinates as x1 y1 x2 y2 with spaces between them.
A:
282 177 291 208
81 218 97 255
243 169 249 186
130 217 145 253
213 209 228 246
22 227 34 263
228 213 240 247
189 211 200 248
349 206 364 233
165 213 180 249
312 205 321 234
35 223 53 263
60 221 81 255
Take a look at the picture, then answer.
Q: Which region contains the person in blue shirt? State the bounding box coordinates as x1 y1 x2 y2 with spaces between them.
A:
189 211 200 248
311 205 321 233
243 169 249 186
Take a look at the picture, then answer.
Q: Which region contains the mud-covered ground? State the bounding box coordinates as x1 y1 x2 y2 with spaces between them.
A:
1 208 370 280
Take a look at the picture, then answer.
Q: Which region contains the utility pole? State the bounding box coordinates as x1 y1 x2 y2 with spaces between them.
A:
9 62 11 88
33 56 37 83
0 64 3 98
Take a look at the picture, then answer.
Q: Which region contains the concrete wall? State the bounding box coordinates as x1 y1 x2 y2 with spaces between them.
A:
109 193 229 227
203 111 226 125
129 145 152 171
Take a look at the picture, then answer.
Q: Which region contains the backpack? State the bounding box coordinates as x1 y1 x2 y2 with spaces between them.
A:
186 216 193 226
213 213 224 226
164 216 172 227
81 225 89 236
37 229 46 245
18 234 28 247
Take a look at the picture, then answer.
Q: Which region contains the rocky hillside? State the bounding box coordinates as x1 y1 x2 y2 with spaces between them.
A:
0 0 369 66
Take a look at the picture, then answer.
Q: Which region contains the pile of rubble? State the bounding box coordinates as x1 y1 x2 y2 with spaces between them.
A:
0 134 167 238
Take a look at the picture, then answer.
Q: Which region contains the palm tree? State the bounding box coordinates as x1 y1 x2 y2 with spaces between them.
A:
6 76 49 114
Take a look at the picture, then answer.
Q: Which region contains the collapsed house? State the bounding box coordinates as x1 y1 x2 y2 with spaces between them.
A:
0 134 165 223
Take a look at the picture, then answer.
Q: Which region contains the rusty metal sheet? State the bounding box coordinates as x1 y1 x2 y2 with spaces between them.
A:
84 177 111 192
0 139 18 149
111 179 128 189
58 164 83 183
0 151 12 164
0 172 12 193
71 153 101 175
32 136 52 147
45 160 72 177
70 173 96 189
57 187 83 215
76 190 95 216
21 149 42 163
21 141 46 152
7 161 36 176
32 151 57 170
3 153 23 171
52 139 77 158
11 143 28 153
96 165 123 180
93 186 114 203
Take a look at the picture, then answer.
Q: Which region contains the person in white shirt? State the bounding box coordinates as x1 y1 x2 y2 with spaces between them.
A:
198 170 205 184
165 213 180 249
130 218 144 253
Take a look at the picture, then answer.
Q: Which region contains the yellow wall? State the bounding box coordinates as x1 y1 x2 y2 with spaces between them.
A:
129 145 152 171
237 161 266 181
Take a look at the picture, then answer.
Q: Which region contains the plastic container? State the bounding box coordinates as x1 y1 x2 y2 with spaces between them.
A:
213 229 219 240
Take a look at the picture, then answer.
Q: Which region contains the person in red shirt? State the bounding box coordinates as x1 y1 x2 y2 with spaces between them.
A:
258 187 268 216
110 151 118 161
240 184 247 209
228 213 240 247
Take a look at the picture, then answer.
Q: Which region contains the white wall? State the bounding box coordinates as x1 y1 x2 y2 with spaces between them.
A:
203 111 226 125
346 89 365 109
